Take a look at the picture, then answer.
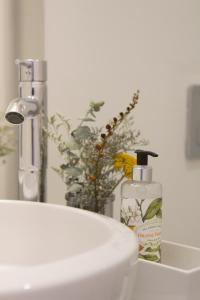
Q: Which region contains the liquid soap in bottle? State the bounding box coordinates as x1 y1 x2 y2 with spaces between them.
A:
121 150 162 262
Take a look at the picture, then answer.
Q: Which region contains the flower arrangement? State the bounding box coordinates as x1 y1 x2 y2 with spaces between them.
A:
46 91 147 214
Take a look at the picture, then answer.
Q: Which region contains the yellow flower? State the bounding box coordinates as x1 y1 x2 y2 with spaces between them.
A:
113 153 136 178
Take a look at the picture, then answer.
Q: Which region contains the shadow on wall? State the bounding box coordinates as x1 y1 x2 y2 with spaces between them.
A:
186 86 200 161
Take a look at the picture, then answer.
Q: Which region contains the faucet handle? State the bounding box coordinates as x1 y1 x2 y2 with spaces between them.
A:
15 59 47 82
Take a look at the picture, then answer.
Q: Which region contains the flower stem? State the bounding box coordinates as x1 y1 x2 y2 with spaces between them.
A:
109 175 125 196
93 91 139 210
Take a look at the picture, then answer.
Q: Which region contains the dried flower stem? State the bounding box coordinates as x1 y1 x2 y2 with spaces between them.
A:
109 175 125 195
93 91 140 206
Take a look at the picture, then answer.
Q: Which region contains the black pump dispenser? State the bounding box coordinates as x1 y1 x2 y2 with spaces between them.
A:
133 150 159 182
135 150 158 165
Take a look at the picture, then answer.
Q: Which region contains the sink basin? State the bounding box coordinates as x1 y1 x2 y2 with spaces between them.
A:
0 200 138 300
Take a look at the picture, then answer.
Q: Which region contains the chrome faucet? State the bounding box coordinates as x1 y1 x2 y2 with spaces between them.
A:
5 59 47 202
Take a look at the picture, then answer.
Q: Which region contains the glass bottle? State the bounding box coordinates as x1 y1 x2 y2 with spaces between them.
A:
121 150 162 262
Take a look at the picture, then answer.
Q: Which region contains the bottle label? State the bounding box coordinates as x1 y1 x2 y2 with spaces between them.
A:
121 197 162 262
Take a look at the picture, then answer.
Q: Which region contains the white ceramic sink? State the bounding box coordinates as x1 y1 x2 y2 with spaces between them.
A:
0 200 137 300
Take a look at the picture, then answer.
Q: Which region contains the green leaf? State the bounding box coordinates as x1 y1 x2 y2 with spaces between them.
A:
60 164 68 170
145 245 161 252
64 167 83 177
72 126 91 139
90 110 96 118
68 183 82 193
50 115 56 124
142 198 162 222
139 254 159 262
65 137 80 150
56 113 71 131
156 208 162 218
79 118 95 122
90 101 104 112
145 247 154 252
58 143 68 153
67 150 79 158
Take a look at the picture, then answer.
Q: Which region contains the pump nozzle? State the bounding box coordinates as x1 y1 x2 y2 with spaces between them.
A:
135 150 158 165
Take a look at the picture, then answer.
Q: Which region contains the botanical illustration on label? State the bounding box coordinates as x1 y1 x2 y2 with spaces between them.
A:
121 197 162 262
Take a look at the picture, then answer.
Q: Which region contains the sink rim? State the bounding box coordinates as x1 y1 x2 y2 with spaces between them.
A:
0 200 138 295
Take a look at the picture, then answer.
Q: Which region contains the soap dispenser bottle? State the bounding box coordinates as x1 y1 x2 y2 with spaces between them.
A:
121 150 162 262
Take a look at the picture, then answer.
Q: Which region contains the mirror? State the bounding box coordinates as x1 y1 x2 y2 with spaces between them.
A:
1 0 200 248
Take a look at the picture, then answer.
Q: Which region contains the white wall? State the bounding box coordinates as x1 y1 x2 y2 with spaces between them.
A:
0 0 45 200
0 0 18 199
44 0 200 247
15 0 44 59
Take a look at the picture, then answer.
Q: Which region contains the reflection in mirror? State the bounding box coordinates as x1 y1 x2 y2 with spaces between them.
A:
0 0 44 200
0 0 200 250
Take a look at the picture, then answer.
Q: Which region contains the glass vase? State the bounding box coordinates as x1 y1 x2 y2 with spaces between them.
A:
65 192 114 217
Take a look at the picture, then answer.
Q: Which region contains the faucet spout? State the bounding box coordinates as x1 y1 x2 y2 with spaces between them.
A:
5 59 47 202
5 96 40 125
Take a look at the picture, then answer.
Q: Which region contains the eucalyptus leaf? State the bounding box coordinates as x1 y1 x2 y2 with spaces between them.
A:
67 150 79 158
90 101 104 112
72 126 91 139
66 137 80 150
58 143 68 153
64 167 83 177
55 123 62 130
68 183 82 193
50 115 56 124
79 118 95 122
60 164 68 170
56 113 71 131
90 110 96 118
142 198 162 222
